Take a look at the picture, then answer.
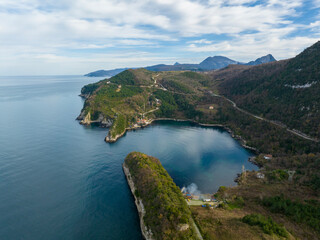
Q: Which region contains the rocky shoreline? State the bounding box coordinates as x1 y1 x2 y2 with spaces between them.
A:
122 163 154 240
76 93 258 152
77 111 113 128
77 113 259 154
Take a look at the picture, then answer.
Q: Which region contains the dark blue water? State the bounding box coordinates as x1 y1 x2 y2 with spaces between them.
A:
0 76 257 240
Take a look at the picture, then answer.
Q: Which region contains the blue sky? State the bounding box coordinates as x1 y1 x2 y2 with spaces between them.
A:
0 0 320 75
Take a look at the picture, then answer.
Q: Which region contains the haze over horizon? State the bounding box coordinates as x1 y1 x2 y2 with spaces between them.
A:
1 0 320 75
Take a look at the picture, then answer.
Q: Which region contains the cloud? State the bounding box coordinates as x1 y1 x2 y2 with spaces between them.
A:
188 39 213 44
314 0 320 7
0 0 319 75
188 35 319 61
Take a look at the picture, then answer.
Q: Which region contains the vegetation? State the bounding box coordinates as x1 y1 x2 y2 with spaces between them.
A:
262 195 320 233
109 114 128 138
267 169 289 182
191 205 290 240
80 81 101 95
79 68 207 139
179 71 205 80
198 94 320 155
226 196 245 209
78 41 320 238
163 80 193 94
96 84 143 101
242 214 288 238
218 41 320 139
109 70 137 85
124 152 199 240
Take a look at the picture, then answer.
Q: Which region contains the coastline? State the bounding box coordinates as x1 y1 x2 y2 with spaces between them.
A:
103 117 258 154
76 89 258 153
122 163 154 240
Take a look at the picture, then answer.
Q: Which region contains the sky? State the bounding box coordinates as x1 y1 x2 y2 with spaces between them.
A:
0 0 320 75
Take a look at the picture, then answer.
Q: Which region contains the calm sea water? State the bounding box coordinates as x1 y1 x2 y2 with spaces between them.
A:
0 75 257 240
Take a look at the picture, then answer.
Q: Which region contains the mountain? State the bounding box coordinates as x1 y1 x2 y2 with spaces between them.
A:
84 68 128 77
217 41 320 139
84 54 276 77
199 56 240 70
145 63 200 71
246 54 276 66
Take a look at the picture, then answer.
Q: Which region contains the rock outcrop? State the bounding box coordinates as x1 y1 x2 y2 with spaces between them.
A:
122 163 154 240
77 111 113 128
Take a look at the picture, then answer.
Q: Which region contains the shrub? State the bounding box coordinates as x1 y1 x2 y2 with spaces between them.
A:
242 214 288 238
262 195 320 233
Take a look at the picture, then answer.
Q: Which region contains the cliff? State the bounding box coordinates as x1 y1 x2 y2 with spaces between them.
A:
123 152 201 240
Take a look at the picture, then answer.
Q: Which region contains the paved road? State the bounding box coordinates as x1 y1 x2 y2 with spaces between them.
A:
210 92 319 143
140 107 159 117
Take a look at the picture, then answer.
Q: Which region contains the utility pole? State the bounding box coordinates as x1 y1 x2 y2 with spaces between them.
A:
242 165 246 180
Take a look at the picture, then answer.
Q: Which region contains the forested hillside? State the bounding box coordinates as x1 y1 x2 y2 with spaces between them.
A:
217 41 320 139
124 152 199 240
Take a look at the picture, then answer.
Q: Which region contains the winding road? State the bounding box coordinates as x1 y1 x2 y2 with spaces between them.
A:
209 92 319 143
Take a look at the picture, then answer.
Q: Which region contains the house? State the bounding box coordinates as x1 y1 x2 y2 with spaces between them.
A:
264 154 273 160
155 98 161 105
116 85 122 92
186 193 192 199
211 196 217 202
209 106 214 110
192 195 200 200
256 173 265 179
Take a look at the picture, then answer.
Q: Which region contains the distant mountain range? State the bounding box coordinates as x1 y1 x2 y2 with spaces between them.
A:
246 54 276 66
84 54 276 77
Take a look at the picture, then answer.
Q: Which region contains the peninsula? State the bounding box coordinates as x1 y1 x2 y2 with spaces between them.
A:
123 152 202 240
78 41 320 239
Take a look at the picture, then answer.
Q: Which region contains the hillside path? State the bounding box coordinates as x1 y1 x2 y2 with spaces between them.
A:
209 92 319 143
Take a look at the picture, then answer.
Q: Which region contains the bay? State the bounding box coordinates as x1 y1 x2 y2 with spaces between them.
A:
0 75 257 240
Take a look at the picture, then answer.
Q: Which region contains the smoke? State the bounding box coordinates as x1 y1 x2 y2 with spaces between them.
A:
186 183 201 196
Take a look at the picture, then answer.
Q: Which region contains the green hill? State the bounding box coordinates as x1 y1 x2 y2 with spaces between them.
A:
78 69 206 141
217 41 320 139
123 152 200 240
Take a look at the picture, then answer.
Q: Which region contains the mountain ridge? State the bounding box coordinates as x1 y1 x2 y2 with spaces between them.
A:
84 54 276 77
216 41 320 139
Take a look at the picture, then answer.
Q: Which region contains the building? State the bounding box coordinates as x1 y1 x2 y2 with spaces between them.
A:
264 154 273 160
192 195 200 200
155 98 161 105
256 172 265 179
137 118 150 125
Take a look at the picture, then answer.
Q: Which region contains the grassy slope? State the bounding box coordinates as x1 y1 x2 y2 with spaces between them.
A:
80 69 206 139
124 152 199 240
191 206 292 240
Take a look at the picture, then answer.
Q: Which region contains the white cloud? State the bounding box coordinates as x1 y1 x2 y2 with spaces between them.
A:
188 39 213 44
0 0 318 74
188 35 319 61
313 0 320 7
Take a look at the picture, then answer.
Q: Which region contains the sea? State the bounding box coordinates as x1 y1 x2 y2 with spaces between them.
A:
0 75 257 240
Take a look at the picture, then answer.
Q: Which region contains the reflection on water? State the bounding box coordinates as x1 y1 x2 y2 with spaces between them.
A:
0 76 256 240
